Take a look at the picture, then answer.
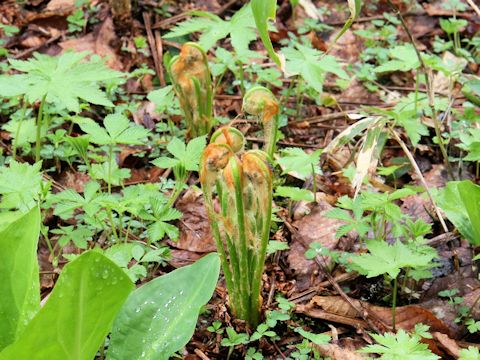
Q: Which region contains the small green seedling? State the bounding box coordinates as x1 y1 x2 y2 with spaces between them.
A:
459 346 480 360
359 329 440 360
351 240 436 331
0 51 122 161
221 327 249 359
152 135 206 209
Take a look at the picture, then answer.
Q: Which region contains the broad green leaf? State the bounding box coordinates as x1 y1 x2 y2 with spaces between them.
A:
375 44 420 73
251 0 282 67
294 328 331 345
0 251 134 360
0 207 40 351
283 43 348 93
436 180 480 246
0 52 122 113
164 5 257 56
76 114 149 146
108 253 220 360
275 186 314 202
152 136 206 172
277 147 322 180
0 161 43 211
360 329 440 360
351 240 436 279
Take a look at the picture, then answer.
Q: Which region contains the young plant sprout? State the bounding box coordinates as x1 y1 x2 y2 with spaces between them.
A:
243 86 279 159
200 127 272 326
169 42 214 138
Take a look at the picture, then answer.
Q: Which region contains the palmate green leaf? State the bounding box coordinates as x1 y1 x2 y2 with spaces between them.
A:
50 181 101 220
275 186 314 202
0 161 43 211
375 44 420 73
145 201 183 242
359 329 440 360
459 346 480 360
0 251 134 360
283 43 348 93
76 114 150 145
152 136 206 172
251 0 282 67
436 180 480 246
90 162 131 186
164 4 257 56
352 240 435 279
0 52 122 113
0 207 40 351
3 118 45 146
294 328 331 345
107 253 220 360
277 147 322 180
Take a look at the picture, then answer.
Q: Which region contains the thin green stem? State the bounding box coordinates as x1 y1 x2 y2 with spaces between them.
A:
35 95 47 162
231 158 251 323
108 144 113 194
237 61 246 96
392 276 398 332
311 164 317 203
106 207 120 243
12 99 28 160
249 191 272 327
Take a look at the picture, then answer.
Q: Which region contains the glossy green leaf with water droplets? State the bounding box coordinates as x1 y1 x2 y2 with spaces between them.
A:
107 253 220 360
436 180 480 246
0 251 133 360
0 206 40 351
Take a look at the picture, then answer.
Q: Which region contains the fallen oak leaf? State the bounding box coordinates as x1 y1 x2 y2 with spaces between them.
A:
297 296 452 336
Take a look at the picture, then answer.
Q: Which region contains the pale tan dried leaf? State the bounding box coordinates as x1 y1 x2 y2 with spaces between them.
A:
433 332 461 358
300 296 452 335
170 188 216 253
314 343 366 360
59 17 123 70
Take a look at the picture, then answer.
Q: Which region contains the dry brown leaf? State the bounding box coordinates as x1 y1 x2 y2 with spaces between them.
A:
298 296 452 336
433 332 461 358
169 189 216 253
45 0 76 13
59 17 123 70
314 343 366 360
287 200 355 290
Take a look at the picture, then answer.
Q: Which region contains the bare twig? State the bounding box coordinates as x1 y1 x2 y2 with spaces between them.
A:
465 0 480 17
386 0 454 179
13 34 62 59
154 29 166 87
389 128 449 233
194 349 211 360
143 13 164 86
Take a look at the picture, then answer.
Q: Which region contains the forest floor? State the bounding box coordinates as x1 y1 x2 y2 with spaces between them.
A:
0 0 480 359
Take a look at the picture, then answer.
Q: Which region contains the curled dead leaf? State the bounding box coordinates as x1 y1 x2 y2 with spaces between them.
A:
297 295 452 336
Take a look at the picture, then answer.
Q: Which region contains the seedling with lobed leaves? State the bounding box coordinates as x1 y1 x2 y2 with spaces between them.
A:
0 51 122 162
168 43 214 138
200 126 272 327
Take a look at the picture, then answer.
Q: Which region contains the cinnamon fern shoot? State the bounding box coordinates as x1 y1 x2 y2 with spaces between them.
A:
200 127 272 326
169 42 213 138
243 86 279 159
